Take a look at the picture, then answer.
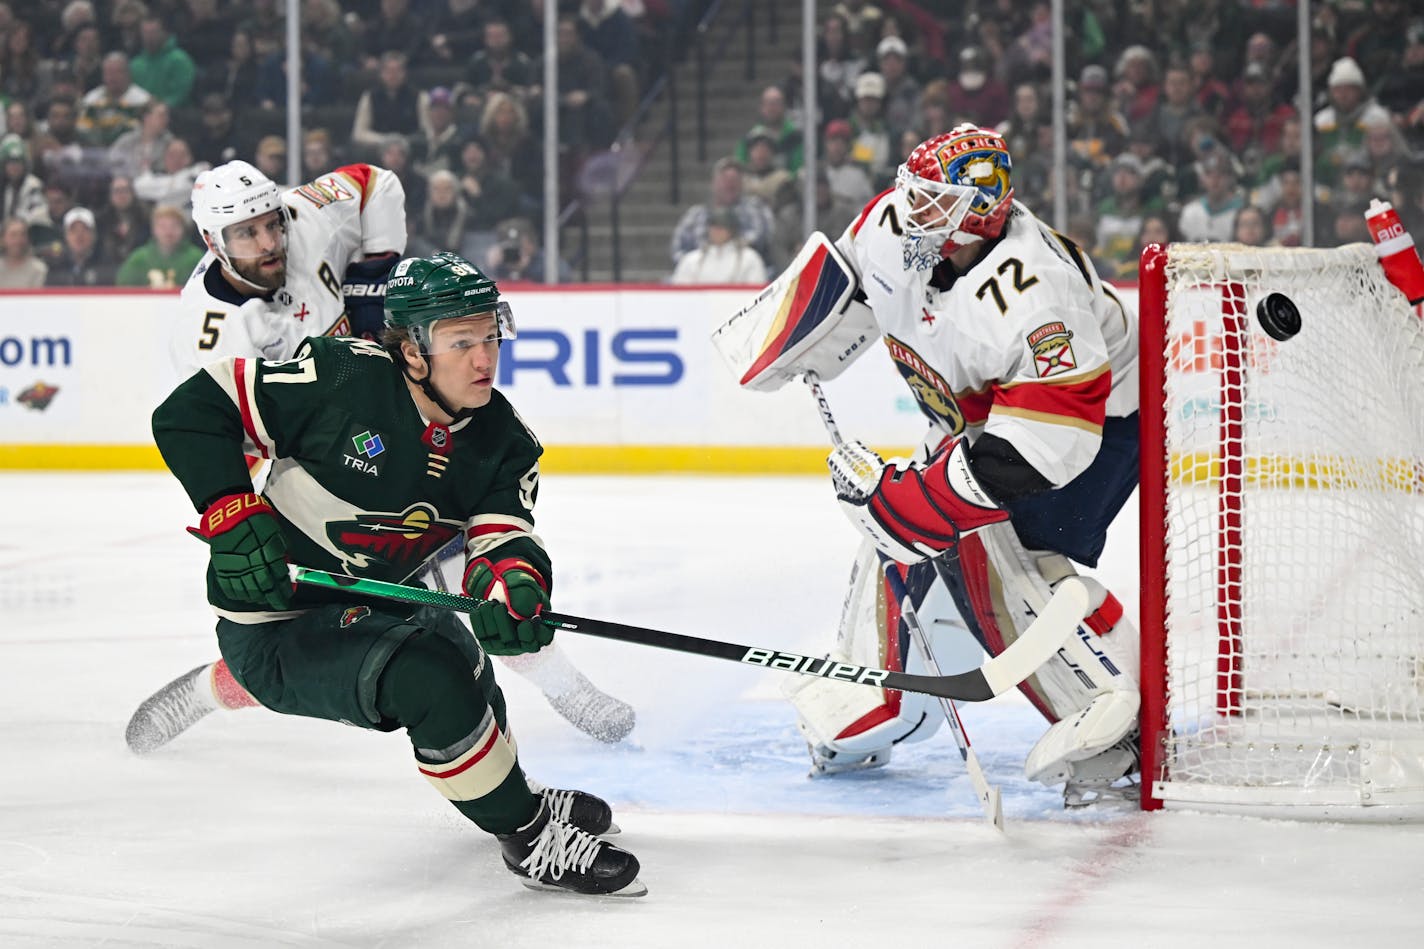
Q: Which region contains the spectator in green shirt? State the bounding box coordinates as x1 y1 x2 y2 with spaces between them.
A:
130 15 196 107
116 204 203 288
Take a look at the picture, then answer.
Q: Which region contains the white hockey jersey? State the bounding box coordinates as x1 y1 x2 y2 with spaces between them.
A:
170 164 407 379
835 191 1138 487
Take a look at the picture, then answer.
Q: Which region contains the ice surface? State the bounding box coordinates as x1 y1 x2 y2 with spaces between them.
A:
1 473 1422 947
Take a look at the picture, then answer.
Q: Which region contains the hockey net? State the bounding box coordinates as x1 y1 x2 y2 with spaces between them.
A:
1139 242 1424 815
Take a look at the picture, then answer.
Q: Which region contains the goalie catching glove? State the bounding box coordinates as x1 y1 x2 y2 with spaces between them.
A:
464 557 554 655
188 493 292 610
829 437 1010 564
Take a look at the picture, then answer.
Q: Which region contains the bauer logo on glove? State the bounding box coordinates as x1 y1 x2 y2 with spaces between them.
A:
828 437 1010 564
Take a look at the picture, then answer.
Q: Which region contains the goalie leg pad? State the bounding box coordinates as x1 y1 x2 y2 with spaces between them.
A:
786 543 949 760
1023 687 1140 785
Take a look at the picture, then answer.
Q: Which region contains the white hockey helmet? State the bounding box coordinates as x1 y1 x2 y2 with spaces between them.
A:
190 160 286 261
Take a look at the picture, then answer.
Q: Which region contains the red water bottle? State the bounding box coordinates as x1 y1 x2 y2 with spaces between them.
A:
1364 198 1424 310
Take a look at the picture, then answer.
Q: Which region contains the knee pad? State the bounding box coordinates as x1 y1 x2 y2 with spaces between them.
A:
378 631 490 749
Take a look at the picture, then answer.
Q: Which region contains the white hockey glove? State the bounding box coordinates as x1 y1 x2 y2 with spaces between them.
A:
828 437 1011 564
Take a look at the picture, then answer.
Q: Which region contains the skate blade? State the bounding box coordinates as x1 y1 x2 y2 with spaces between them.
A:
518 876 648 898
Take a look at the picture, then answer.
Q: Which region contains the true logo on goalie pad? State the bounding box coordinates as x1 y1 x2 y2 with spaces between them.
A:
741 647 890 687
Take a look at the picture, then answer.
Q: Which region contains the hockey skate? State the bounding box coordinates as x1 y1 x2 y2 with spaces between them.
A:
806 742 892 777
545 670 636 744
1062 733 1141 809
527 778 619 835
125 664 220 754
498 801 646 897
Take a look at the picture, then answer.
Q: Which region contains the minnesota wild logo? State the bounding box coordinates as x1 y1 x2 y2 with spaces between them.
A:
327 503 462 575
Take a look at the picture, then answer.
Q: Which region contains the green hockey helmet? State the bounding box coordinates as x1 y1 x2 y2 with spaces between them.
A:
383 251 515 353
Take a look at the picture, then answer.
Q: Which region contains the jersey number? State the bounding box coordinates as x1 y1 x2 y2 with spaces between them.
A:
318 262 341 299
975 258 1039 315
198 311 224 350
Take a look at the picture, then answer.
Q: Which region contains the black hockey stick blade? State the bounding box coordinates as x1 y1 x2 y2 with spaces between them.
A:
290 567 1088 702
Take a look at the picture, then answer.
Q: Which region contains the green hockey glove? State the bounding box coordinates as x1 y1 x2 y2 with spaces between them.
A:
464 557 553 655
188 493 292 611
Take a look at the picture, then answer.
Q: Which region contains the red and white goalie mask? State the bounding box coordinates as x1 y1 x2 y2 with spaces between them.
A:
895 124 1014 268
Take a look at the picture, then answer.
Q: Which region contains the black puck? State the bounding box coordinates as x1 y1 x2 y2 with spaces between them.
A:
1256 292 1301 341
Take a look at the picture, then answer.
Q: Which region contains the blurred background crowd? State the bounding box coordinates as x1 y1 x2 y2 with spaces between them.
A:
0 0 1421 289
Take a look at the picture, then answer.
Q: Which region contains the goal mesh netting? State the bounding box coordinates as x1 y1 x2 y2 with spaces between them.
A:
1140 242 1424 812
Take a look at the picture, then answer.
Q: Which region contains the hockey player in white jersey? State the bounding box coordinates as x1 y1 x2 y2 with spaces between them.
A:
715 124 1142 806
128 160 636 753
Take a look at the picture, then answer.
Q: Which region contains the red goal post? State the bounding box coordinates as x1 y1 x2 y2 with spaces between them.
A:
1138 241 1424 817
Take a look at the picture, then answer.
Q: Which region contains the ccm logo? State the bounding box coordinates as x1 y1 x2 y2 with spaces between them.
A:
741 647 890 686
499 329 684 386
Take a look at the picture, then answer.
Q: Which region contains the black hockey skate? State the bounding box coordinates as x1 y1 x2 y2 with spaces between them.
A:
498 801 646 897
527 778 619 835
125 664 219 754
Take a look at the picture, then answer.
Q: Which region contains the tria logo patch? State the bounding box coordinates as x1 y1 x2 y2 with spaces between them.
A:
352 430 385 458
340 606 371 628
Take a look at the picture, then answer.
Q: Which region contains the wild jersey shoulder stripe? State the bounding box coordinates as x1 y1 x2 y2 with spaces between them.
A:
205 358 276 458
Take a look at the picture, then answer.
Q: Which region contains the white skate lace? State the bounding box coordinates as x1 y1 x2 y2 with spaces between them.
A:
521 818 603 882
540 786 579 826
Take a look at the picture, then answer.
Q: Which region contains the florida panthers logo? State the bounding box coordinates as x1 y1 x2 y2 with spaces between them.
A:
883 335 965 433
327 503 461 575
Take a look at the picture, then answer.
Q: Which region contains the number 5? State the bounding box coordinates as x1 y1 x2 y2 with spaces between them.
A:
198 311 225 350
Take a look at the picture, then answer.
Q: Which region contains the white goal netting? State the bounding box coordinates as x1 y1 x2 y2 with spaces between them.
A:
1146 242 1424 812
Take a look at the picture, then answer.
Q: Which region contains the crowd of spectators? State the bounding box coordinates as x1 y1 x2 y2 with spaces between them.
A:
0 0 693 288
671 0 1424 284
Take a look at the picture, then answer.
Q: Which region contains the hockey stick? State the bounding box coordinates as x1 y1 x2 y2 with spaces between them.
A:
289 565 1086 703
805 370 1004 826
881 558 1005 829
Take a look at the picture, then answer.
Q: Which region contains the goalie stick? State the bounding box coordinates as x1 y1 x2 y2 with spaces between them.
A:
806 370 1005 826
289 565 1087 703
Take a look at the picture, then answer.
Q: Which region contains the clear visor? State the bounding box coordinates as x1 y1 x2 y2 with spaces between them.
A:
412 301 517 355
895 163 981 238
217 207 290 261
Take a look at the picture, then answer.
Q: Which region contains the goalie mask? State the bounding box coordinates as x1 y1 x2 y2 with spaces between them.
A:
190 160 289 291
896 124 1014 266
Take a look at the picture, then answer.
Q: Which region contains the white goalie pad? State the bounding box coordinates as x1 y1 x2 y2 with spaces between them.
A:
786 541 972 756
711 232 878 391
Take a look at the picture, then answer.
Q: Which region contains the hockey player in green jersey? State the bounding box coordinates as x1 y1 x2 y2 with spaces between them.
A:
151 251 645 897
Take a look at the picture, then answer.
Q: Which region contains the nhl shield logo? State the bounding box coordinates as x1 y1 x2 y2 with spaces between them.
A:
340 606 371 628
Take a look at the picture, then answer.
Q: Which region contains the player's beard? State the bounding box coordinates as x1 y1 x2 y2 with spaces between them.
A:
229 252 287 291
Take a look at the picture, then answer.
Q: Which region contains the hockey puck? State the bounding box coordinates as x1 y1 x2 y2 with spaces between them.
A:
1256 292 1301 341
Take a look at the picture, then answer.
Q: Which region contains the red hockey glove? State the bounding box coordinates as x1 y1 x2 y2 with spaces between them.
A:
188 493 292 610
463 557 553 655
828 437 1010 564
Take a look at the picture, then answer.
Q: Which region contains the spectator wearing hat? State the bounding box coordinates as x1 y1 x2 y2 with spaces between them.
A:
948 46 1011 129
1224 62 1296 176
76 51 152 146
822 118 873 211
0 133 45 225
414 87 466 177
129 15 196 107
116 203 203 288
735 86 803 174
1068 64 1128 171
0 216 47 288
670 205 767 285
46 205 115 286
875 35 920 141
849 71 894 187
1178 151 1244 243
1314 56 1392 189
669 157 775 268
186 93 246 168
1095 153 1155 274
741 127 795 211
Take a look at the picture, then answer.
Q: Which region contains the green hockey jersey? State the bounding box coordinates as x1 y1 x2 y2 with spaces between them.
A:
152 335 548 622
